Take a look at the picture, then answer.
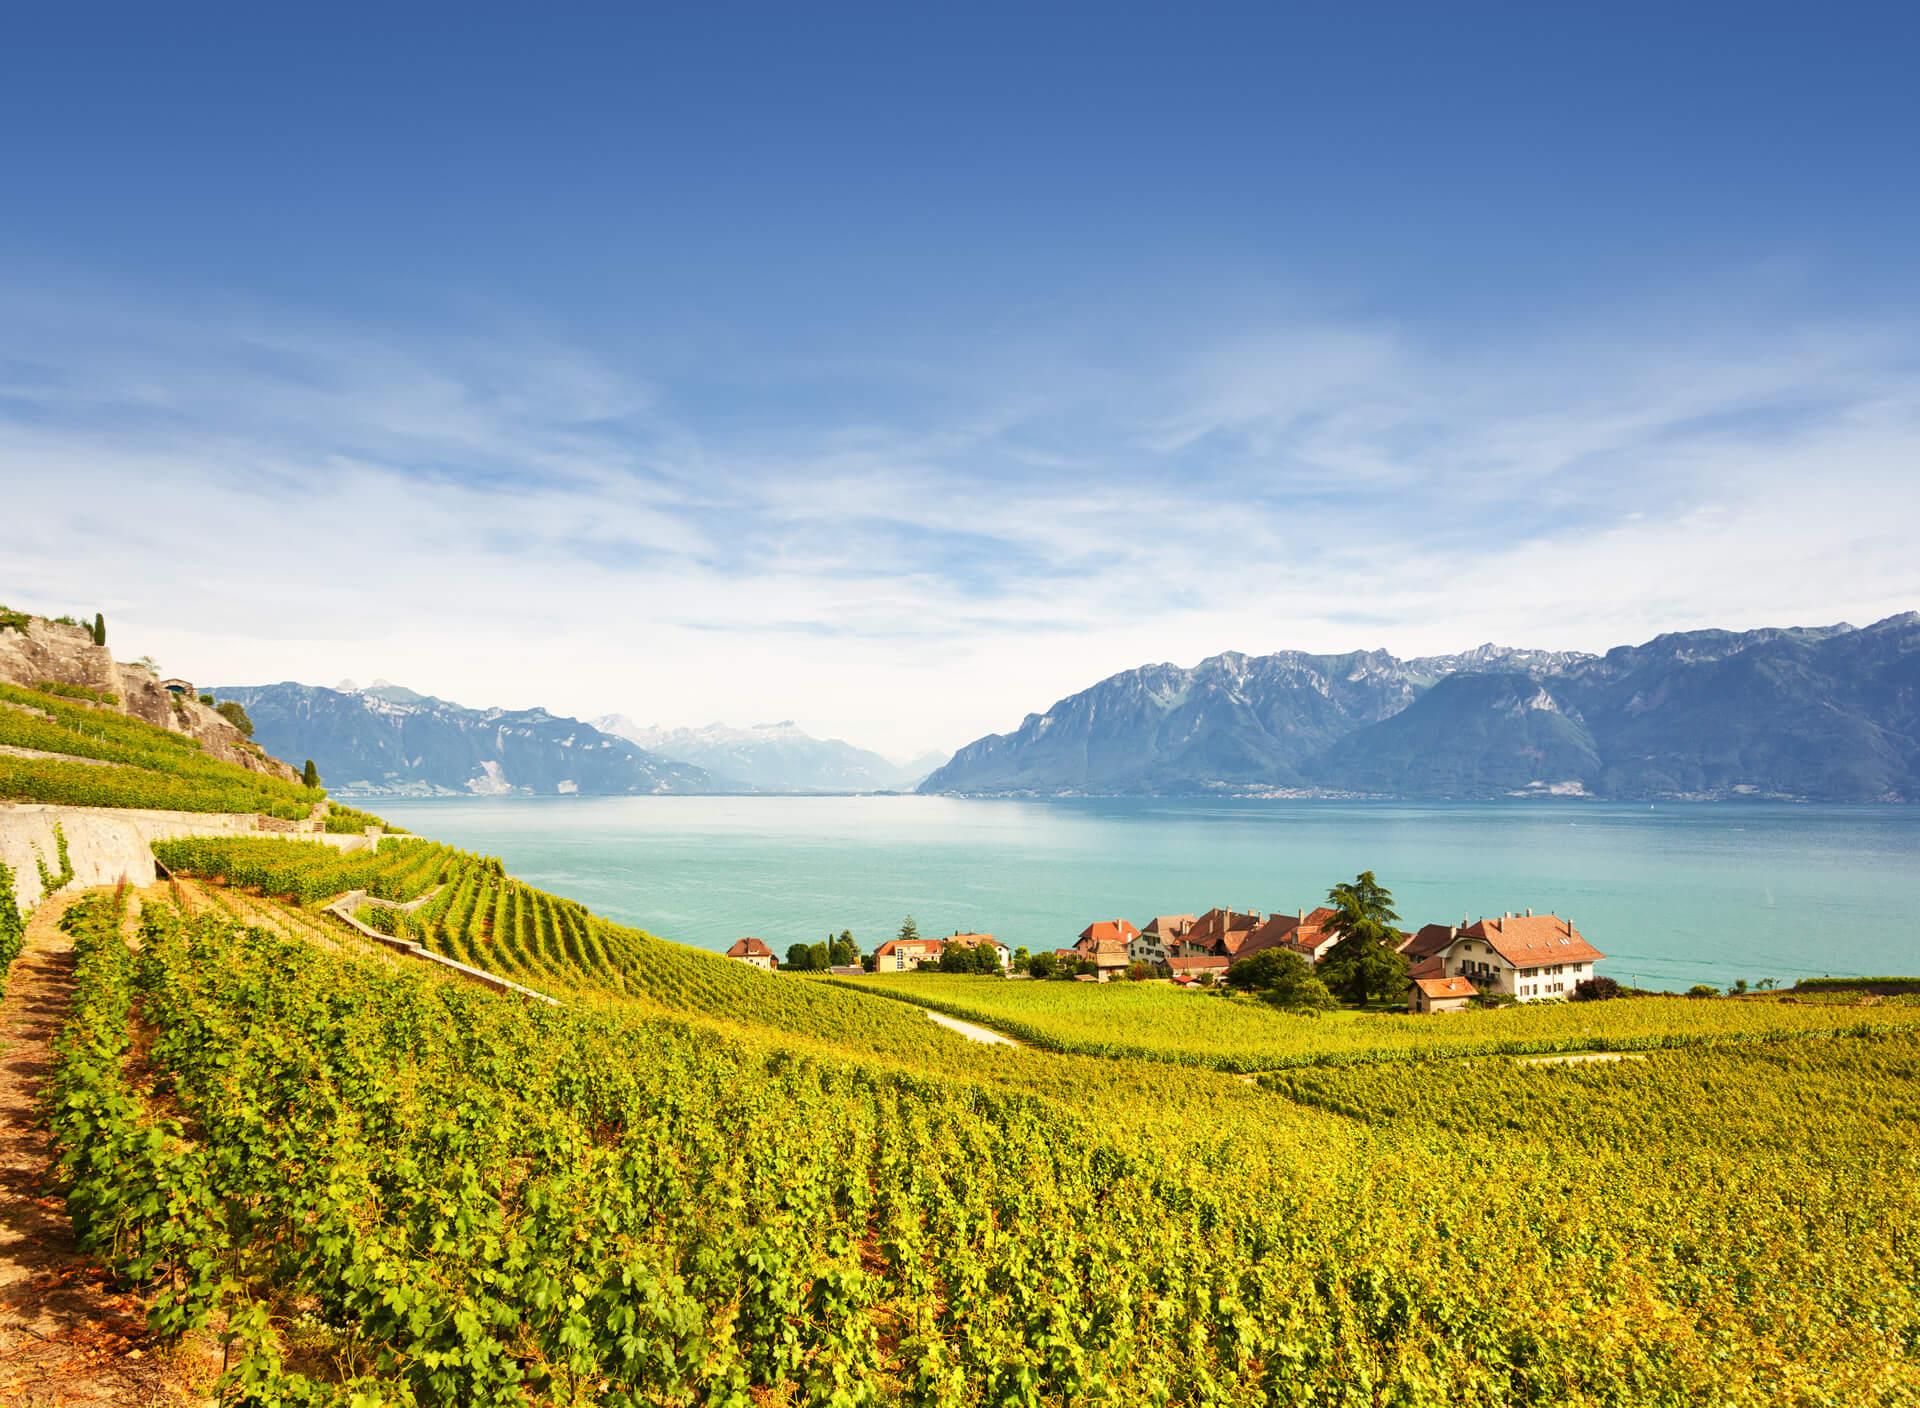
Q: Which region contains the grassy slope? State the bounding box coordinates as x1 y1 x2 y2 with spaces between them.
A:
829 970 1920 1070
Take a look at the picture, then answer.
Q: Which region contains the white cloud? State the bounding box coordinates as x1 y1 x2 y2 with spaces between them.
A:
2 274 1916 757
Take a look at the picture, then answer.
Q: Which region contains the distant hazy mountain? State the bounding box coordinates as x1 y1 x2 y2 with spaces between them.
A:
919 615 1920 801
595 716 946 793
218 681 726 796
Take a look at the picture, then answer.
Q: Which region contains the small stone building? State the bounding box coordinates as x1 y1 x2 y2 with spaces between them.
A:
1410 974 1478 1013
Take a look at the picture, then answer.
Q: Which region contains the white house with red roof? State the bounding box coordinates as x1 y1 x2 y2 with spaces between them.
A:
1437 912 1603 1001
724 936 779 972
872 935 946 971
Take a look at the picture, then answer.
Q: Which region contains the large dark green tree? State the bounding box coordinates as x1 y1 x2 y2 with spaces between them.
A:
1318 870 1410 1004
786 942 815 971
302 759 321 789
897 915 920 945
1226 948 1337 1013
829 929 858 967
92 612 105 647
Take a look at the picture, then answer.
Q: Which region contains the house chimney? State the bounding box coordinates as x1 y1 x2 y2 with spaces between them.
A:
1299 908 1305 922
1525 908 1532 917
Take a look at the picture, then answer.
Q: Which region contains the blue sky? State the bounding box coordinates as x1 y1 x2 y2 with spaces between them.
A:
3 2 1918 755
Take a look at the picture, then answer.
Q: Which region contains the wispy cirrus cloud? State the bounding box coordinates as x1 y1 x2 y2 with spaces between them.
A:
2 271 1916 755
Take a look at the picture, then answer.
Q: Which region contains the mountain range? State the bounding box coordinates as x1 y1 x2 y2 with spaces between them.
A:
216 681 725 796
918 614 1920 801
592 716 945 793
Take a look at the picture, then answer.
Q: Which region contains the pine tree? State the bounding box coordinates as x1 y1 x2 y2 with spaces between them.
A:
302 759 321 789
897 915 920 944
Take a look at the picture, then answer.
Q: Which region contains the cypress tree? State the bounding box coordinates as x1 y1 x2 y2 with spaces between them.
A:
92 612 105 646
302 759 321 789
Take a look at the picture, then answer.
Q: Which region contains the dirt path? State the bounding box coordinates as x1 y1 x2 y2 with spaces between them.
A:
0 887 214 1405
925 1009 1021 1047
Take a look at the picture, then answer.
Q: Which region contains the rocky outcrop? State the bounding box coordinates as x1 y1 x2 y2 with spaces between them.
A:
0 618 298 783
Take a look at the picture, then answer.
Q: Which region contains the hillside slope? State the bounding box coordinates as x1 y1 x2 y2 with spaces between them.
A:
0 614 293 781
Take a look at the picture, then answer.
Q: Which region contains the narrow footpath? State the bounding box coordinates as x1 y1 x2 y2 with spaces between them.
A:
0 887 212 1405
925 1008 1021 1047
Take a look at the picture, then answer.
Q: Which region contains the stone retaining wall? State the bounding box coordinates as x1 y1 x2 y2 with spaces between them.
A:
0 802 375 914
322 890 557 1005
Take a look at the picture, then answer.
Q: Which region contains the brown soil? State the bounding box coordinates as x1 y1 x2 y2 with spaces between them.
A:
0 888 216 1405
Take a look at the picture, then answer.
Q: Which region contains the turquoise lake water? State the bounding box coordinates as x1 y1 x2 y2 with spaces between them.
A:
367 795 1920 991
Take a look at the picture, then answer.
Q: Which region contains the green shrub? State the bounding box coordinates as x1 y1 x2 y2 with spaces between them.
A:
32 680 119 706
213 700 254 738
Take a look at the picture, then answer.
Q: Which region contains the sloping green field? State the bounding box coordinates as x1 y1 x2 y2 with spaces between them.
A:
831 969 1920 1070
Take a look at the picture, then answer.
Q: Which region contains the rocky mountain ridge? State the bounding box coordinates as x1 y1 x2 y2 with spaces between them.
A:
920 615 1920 801
217 682 725 796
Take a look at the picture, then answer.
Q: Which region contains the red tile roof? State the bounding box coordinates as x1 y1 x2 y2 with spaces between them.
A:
873 937 946 958
1407 954 1445 980
947 931 1005 949
1399 923 1461 959
1168 954 1230 975
1414 975 1477 1001
1141 914 1197 939
1458 914 1603 969
1078 918 1141 944
1187 907 1263 956
726 937 776 960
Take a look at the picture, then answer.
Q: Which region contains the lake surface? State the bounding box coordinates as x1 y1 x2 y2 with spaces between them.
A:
367 795 1920 990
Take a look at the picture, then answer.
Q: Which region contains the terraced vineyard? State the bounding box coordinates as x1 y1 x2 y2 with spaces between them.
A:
0 681 324 817
41 889 1920 1406
150 836 972 1062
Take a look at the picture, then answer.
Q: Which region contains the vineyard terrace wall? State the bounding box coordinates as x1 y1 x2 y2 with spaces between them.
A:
0 802 375 913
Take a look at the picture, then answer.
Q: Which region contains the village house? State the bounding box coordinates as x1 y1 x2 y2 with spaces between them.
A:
1080 918 1140 952
1437 912 1604 1001
946 931 1012 969
1074 920 1140 979
1238 907 1340 964
724 936 779 972
1070 935 1132 980
1134 914 1195 967
1399 923 1463 965
872 935 946 971
1176 907 1264 959
1409 974 1477 1013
